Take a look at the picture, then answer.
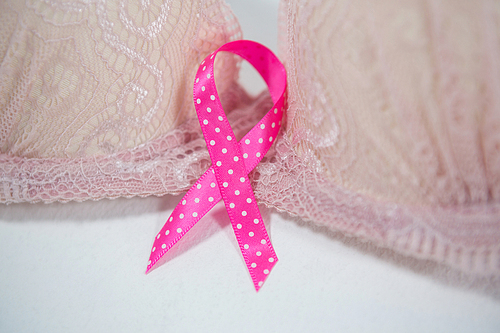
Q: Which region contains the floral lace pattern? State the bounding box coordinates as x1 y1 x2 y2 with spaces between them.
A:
0 0 241 157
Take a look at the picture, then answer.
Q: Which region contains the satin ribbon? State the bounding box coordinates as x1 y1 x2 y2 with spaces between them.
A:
146 40 286 291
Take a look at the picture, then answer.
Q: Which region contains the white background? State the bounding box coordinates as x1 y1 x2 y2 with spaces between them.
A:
1 1 500 332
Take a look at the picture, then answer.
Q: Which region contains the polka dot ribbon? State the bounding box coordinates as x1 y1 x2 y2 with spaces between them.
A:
146 40 286 291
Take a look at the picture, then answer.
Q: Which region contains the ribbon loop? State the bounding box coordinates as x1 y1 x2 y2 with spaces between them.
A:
147 40 286 291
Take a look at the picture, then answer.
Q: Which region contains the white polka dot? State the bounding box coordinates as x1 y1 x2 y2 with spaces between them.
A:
272 122 275 128
208 197 214 202
249 231 254 237
235 190 240 195
196 78 199 83
196 98 201 104
269 258 275 263
258 281 263 287
237 224 242 229
194 198 200 203
258 138 263 144
156 234 160 239
210 95 215 100
152 247 156 252
256 251 262 256
274 108 278 114
227 136 232 141
245 139 250 144
165 230 170 235
197 184 202 189
269 136 273 142
177 228 182 233
210 182 216 188
192 212 198 217
260 124 265 129
243 153 248 158
240 177 245 182
254 219 259 224
169 217 173 222
201 86 205 91
203 119 208 125
261 239 266 244
244 244 249 249
264 269 269 274
162 244 167 249
228 169 233 175
242 211 247 216
207 107 211 113
246 198 252 203
179 213 184 219
223 182 228 187
182 200 186 205
251 263 257 268
215 127 220 133
256 152 261 157
229 203 235 208
202 66 206 71
148 260 151 265
207 73 211 78
216 161 222 167
233 156 239 162
218 116 223 121
222 148 227 154
210 140 215 146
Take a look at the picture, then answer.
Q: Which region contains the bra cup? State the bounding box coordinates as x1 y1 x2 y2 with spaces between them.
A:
280 0 500 207
0 0 242 158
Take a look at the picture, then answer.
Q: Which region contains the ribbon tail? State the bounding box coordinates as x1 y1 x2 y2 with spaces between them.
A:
146 167 221 273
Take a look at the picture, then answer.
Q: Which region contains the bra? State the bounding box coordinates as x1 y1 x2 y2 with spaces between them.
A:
1 0 499 278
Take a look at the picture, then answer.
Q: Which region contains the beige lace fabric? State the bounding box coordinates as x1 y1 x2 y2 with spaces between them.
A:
0 0 243 199
1 0 500 278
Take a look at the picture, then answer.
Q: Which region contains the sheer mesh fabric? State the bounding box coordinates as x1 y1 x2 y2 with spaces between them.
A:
274 0 500 276
1 0 500 278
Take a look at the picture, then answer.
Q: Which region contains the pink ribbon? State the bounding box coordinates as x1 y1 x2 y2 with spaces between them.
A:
146 40 286 291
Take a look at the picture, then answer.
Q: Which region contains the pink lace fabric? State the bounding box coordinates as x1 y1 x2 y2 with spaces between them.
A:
272 0 500 277
0 0 244 199
1 0 500 278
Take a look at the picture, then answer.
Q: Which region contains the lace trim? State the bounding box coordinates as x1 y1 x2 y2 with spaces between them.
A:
2 92 500 277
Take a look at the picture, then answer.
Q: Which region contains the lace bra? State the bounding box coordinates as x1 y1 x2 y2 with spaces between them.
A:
1 0 499 278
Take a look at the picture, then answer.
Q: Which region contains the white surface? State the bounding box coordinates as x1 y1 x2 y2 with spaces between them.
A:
1 1 500 332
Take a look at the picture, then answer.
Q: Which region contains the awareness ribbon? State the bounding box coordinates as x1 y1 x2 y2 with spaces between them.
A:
146 40 286 291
